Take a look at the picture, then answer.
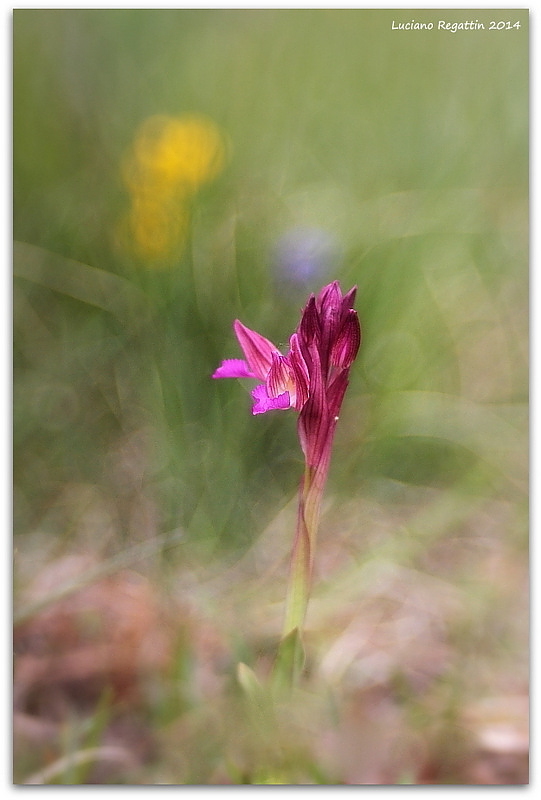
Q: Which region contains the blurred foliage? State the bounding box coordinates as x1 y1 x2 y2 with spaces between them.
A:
13 8 528 785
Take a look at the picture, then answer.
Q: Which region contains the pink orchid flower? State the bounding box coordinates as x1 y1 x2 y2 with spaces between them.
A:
213 281 361 469
213 281 361 645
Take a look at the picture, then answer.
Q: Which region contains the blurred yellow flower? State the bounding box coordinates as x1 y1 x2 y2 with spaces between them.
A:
125 114 226 191
117 113 227 264
125 196 189 262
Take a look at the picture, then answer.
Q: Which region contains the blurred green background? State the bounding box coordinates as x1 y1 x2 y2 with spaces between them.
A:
13 9 528 784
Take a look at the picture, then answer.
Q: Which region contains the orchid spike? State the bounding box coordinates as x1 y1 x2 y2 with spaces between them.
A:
213 282 360 432
213 281 361 653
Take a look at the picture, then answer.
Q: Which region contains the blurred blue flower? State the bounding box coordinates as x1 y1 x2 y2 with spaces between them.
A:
273 227 341 288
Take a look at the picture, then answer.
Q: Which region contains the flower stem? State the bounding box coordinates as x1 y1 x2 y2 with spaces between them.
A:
282 461 327 639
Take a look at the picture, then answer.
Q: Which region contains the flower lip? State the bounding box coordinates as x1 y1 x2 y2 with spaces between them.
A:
212 359 256 380
251 384 291 415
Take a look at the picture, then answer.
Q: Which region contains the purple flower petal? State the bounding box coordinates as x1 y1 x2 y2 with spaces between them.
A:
297 340 330 468
288 333 310 410
316 280 342 316
331 309 361 369
327 370 349 419
212 359 255 379
267 352 293 398
298 295 321 352
251 384 291 415
234 320 279 381
341 285 357 315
